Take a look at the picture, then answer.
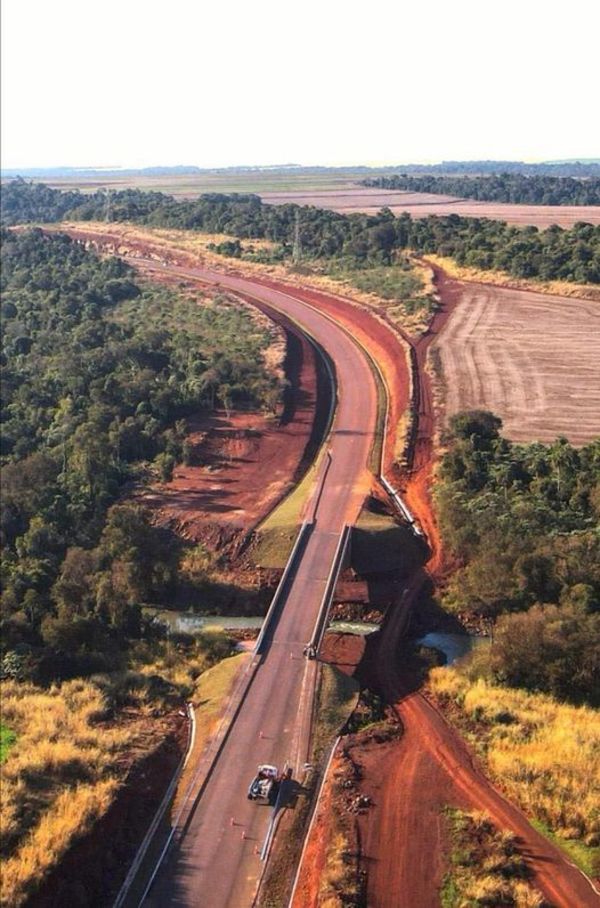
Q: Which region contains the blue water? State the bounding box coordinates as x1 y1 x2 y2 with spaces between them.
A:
416 632 485 665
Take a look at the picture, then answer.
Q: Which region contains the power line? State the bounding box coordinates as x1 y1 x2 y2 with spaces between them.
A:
292 209 302 264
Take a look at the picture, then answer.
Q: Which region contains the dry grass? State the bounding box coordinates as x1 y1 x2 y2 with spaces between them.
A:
132 632 233 697
442 808 544 908
318 830 358 907
0 679 132 907
1 780 118 908
430 668 600 857
171 652 250 813
424 253 600 301
0 640 237 906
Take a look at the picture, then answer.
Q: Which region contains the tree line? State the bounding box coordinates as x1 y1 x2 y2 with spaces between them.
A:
435 411 600 706
361 173 600 205
1 229 282 683
2 180 599 284
380 160 600 177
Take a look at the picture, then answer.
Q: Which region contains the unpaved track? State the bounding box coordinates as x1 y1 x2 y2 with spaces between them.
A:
365 266 600 907
435 278 600 444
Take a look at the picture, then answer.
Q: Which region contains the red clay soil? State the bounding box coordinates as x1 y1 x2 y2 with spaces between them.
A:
139 328 318 542
358 267 600 907
126 258 323 543
389 265 464 578
311 626 600 908
292 633 365 908
59 225 412 478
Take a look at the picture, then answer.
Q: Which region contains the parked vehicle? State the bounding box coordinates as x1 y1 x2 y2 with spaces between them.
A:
247 764 279 803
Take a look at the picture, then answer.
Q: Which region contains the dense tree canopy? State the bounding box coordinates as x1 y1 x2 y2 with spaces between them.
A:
435 412 600 704
0 229 282 681
361 173 600 206
2 180 599 284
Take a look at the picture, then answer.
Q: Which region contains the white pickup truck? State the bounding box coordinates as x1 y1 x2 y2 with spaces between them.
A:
247 764 279 803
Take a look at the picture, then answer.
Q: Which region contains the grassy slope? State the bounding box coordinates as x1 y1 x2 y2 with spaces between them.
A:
251 456 323 568
429 665 600 877
441 808 545 908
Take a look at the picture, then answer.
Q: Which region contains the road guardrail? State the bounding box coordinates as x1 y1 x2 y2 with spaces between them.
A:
310 524 351 654
254 520 314 655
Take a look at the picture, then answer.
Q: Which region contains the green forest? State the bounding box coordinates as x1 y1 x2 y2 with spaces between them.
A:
0 229 282 683
361 173 600 206
2 179 599 283
435 411 600 705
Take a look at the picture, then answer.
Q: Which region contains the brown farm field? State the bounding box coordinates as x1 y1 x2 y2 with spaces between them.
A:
13 171 600 227
434 276 600 445
262 188 600 228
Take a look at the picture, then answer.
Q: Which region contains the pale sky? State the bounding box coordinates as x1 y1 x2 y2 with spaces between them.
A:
1 0 598 170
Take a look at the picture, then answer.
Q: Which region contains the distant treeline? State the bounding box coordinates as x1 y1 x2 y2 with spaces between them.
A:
361 173 600 206
2 179 600 283
4 160 600 179
389 160 600 177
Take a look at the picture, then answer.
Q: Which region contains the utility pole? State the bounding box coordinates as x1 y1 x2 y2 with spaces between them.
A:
292 209 301 265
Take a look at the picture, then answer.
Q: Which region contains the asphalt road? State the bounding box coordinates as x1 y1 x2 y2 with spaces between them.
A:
142 264 378 908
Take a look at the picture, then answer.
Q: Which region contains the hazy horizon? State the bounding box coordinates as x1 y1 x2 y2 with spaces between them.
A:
2 0 599 172
3 158 600 176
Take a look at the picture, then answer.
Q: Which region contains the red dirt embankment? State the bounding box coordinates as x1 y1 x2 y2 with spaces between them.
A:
61 224 413 498
130 260 323 541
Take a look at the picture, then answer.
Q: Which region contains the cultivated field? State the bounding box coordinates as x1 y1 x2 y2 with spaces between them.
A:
434 281 600 445
262 188 600 228
12 171 600 227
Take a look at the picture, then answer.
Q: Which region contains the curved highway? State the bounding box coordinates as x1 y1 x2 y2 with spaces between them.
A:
141 263 379 908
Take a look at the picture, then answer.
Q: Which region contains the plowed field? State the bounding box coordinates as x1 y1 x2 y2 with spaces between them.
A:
261 188 600 228
435 279 600 444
